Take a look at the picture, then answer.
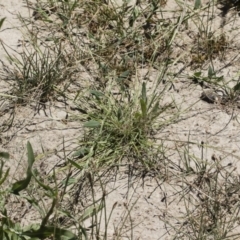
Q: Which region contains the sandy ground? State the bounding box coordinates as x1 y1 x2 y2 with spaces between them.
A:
1 0 240 239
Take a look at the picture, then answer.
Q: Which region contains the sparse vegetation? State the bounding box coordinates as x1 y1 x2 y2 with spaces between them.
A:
1 0 240 239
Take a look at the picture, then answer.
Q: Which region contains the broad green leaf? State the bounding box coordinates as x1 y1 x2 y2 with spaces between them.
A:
11 178 32 195
84 120 100 128
193 71 202 78
23 226 77 239
27 142 35 175
0 152 9 159
208 65 214 78
3 230 19 240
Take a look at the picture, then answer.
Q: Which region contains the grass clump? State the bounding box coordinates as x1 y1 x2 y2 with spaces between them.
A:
0 144 78 239
0 143 111 240
191 33 228 67
71 79 174 171
1 40 74 105
2 0 240 238
190 66 240 109
74 0 171 80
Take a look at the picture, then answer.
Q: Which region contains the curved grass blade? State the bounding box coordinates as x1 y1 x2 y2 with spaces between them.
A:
0 17 6 29
11 142 35 195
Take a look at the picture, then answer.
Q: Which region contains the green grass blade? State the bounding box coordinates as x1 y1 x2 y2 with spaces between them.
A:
11 142 35 194
233 82 240 92
79 202 105 222
23 226 77 239
27 142 35 174
141 82 147 103
69 159 84 170
0 152 9 159
11 178 32 195
0 17 6 29
72 148 90 158
32 173 54 195
84 120 101 128
140 98 147 118
0 168 9 185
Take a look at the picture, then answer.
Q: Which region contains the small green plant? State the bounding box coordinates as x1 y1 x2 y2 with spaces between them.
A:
2 0 240 238
191 32 228 67
1 41 73 105
190 65 224 87
71 79 174 172
72 0 171 82
0 142 111 240
181 0 230 68
0 143 78 239
191 66 240 106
